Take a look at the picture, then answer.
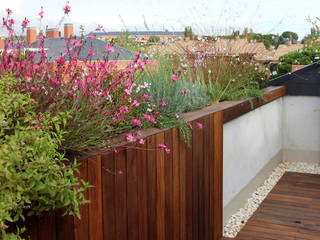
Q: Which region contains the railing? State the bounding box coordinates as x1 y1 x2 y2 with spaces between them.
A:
15 86 286 240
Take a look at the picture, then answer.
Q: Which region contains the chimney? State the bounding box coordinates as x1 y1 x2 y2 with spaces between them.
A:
46 28 59 39
64 23 74 39
27 27 37 45
0 38 4 49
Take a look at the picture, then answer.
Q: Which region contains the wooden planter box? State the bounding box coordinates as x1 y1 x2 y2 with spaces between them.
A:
16 86 286 240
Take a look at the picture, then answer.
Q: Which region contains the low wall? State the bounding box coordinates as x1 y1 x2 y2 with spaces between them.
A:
222 93 320 223
282 96 320 163
223 98 283 222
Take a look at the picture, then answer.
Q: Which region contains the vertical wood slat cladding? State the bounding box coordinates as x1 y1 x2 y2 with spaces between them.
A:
19 111 223 240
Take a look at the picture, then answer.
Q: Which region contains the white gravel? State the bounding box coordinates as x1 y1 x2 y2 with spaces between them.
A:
223 161 320 238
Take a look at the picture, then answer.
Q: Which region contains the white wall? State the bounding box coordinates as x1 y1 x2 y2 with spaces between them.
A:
283 96 320 152
223 98 283 207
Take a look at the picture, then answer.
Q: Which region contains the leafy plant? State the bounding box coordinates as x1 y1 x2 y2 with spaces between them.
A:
148 35 160 43
173 45 268 103
272 45 320 76
0 75 89 239
137 57 209 142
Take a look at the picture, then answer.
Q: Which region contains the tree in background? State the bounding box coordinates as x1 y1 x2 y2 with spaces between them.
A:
302 17 320 45
281 31 299 41
184 26 194 40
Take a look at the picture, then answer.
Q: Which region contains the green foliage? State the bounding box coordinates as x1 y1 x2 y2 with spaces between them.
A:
281 31 298 41
137 58 209 143
302 17 320 44
113 30 148 53
138 58 209 116
184 26 194 39
148 35 160 43
0 76 89 239
247 32 289 49
272 46 320 76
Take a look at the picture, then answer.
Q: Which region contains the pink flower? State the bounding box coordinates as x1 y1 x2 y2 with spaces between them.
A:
171 75 178 83
21 18 30 29
132 100 140 107
119 106 129 113
196 122 203 129
104 110 109 116
96 25 103 31
132 119 142 126
8 19 15 25
50 77 60 86
179 89 187 95
124 88 131 95
88 47 95 56
158 143 167 149
143 94 152 100
39 10 44 19
68 90 74 97
56 57 65 64
89 33 95 39
118 170 123 175
126 133 136 143
175 114 180 119
187 122 193 129
63 4 71 15
138 139 145 145
160 100 166 107
137 61 145 69
6 8 12 15
105 45 115 52
165 147 171 153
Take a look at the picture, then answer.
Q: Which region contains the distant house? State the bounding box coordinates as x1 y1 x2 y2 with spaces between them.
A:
89 30 185 43
25 24 136 62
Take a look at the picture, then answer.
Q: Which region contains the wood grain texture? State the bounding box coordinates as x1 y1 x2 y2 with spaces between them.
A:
114 150 127 240
74 159 89 240
147 135 157 240
101 152 116 240
226 172 320 240
164 130 174 240
88 155 103 240
126 145 139 240
213 111 223 240
156 133 166 240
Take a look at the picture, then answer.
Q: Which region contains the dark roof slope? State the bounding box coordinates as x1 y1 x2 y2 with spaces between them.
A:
269 62 320 96
29 37 135 62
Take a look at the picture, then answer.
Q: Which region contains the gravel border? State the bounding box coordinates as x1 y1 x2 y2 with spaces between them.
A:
223 161 320 238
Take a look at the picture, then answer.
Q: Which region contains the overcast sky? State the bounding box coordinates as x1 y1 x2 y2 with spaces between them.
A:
0 0 319 39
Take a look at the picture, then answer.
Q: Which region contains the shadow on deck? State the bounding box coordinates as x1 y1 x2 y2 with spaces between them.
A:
222 172 320 240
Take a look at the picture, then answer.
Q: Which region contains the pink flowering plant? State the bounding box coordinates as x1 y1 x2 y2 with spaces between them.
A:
0 6 157 155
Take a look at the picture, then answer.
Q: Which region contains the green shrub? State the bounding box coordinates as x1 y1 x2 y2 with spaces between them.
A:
138 58 209 116
137 58 209 143
273 46 320 76
0 76 89 239
148 36 160 43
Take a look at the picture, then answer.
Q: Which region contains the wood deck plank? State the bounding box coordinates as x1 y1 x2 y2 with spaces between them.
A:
226 172 320 240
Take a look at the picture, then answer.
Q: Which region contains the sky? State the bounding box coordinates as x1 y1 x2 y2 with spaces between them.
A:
0 0 319 39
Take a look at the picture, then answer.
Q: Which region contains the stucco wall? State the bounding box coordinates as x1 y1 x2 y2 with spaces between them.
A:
223 98 283 207
282 96 320 162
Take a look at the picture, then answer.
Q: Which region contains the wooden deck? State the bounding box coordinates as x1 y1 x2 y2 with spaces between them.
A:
223 172 320 240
